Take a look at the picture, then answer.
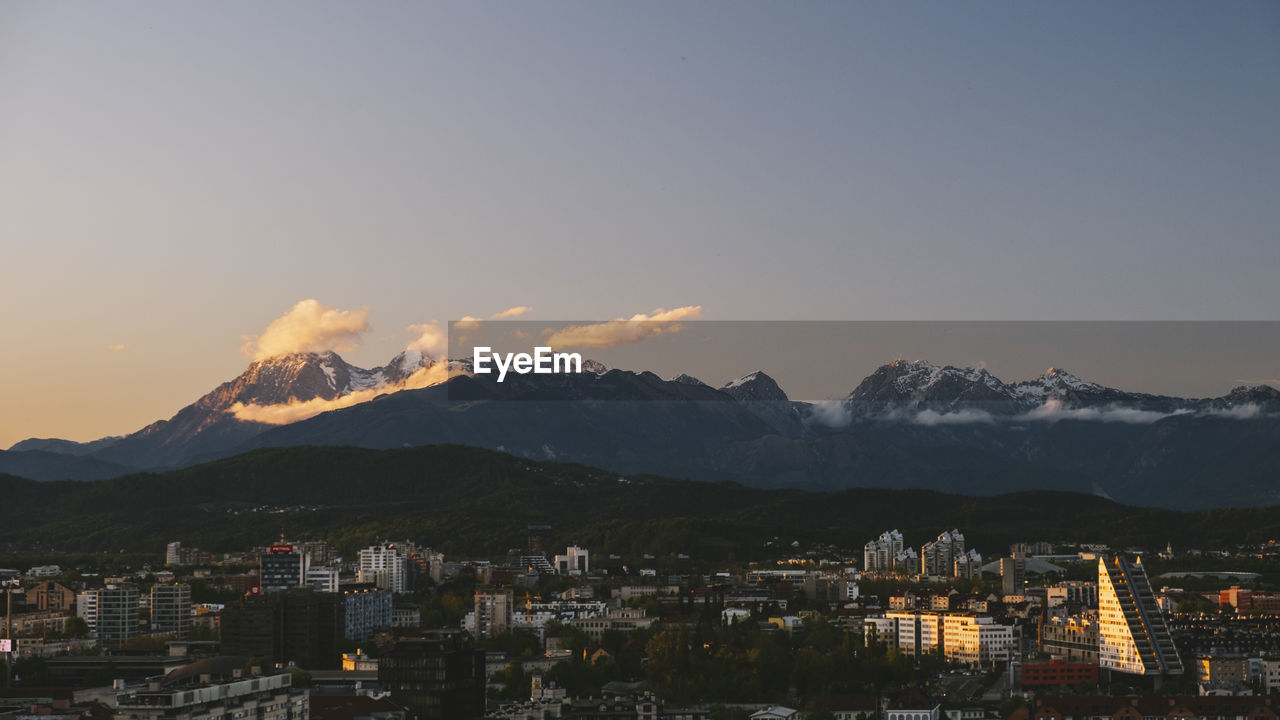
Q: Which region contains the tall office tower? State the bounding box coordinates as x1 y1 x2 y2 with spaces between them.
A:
220 589 344 670
1097 556 1184 676
1001 552 1027 595
380 632 486 720
98 585 140 649
473 589 513 639
260 544 308 592
150 583 192 638
341 582 392 641
165 542 182 566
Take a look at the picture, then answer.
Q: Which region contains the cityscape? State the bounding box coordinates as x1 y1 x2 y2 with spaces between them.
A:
3 2 1279 720
6 514 1280 719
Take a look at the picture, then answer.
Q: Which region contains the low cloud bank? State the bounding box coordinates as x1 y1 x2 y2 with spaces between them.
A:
229 363 452 425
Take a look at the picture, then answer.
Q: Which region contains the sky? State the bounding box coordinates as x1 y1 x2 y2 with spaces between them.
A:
1 2 1278 447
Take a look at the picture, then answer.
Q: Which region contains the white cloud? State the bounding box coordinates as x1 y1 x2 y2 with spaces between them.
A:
545 306 702 349
806 400 852 428
1202 403 1263 420
1017 398 1188 424
913 409 994 426
405 323 447 359
241 299 370 361
454 316 483 330
491 306 532 319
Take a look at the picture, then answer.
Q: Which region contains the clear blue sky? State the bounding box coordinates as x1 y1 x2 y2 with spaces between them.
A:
1 1 1278 444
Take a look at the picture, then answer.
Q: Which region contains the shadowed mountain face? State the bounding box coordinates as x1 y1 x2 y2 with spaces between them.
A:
240 371 784 481
235 365 1280 509
0 448 135 482
9 359 1280 509
7 436 123 456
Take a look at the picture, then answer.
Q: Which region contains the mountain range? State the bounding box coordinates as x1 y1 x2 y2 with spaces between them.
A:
5 354 1279 510
8 349 434 470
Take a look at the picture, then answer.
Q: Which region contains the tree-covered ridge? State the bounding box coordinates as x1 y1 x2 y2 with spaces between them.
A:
3 445 1279 559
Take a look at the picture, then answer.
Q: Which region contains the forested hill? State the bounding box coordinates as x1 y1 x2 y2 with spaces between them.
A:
2 445 1278 559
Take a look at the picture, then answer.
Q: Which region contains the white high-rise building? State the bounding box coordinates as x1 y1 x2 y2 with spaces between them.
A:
307 567 340 592
165 542 182 566
359 543 408 593
885 610 945 657
554 546 589 575
864 529 919 573
879 611 1015 666
76 591 99 633
1097 556 1183 676
921 529 965 577
864 529 905 572
953 549 983 580
942 614 1016 666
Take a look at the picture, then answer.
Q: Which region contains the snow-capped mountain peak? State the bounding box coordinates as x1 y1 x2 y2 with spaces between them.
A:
721 371 790 403
374 349 434 387
670 373 707 387
846 360 1021 415
1038 367 1103 392
86 348 440 467
724 371 763 390
233 351 358 404
859 360 1007 397
1009 367 1115 403
849 359 1216 417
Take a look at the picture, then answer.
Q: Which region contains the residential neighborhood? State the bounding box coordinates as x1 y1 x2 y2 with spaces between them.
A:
5 526 1280 720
